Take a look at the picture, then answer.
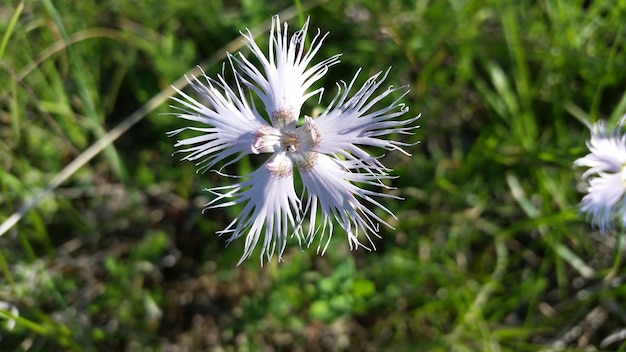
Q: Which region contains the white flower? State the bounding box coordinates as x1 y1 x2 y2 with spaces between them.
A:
575 117 626 234
168 15 420 264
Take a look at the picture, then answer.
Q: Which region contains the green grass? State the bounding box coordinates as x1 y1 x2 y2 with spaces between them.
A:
1 0 626 350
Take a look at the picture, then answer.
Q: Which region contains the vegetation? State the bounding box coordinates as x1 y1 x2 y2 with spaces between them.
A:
1 0 626 350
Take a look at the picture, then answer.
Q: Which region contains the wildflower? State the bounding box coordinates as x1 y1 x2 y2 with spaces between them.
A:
575 117 626 234
168 15 420 264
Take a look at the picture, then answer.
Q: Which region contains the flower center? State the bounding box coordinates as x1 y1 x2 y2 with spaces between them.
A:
254 116 322 177
252 116 320 155
621 164 626 186
281 133 299 152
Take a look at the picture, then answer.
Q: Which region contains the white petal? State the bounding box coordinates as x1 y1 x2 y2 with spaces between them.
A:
576 116 626 234
580 172 626 234
205 152 302 264
313 68 420 166
234 15 341 124
297 153 399 254
168 70 268 172
575 120 626 176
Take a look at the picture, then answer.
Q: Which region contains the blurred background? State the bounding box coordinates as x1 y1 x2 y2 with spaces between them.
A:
1 0 626 350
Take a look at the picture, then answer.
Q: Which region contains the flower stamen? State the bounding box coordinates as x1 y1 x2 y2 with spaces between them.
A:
252 125 281 154
266 153 294 177
271 106 297 129
281 133 299 152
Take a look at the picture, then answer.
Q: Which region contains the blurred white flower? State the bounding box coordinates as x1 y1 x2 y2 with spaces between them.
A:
168 15 420 264
575 117 626 234
0 301 18 331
